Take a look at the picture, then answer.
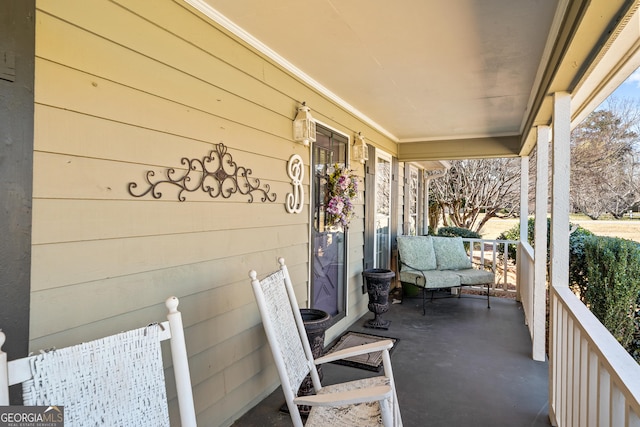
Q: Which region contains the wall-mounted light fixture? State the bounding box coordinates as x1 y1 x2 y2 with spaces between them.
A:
292 102 316 146
352 132 369 163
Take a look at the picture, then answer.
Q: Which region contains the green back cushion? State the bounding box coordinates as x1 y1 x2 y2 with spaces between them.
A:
397 236 437 271
432 236 472 270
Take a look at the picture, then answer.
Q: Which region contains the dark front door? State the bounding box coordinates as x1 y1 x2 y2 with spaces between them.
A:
311 126 348 320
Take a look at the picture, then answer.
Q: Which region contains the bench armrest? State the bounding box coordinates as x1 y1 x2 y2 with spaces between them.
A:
399 259 428 287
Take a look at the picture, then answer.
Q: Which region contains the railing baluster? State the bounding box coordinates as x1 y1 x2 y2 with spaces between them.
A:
588 348 598 427
551 286 640 426
461 238 520 294
579 337 588 426
612 385 625 427
573 324 582 425
492 241 498 290
599 369 611 427
501 242 507 290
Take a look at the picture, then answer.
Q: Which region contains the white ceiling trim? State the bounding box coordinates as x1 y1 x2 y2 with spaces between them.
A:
400 130 520 144
571 4 640 127
519 0 571 135
182 0 399 142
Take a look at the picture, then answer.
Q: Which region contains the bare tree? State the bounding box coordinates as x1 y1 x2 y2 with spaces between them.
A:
570 98 640 219
430 158 521 233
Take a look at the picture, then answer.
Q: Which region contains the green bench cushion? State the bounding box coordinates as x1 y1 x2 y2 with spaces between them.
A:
431 236 472 270
397 235 437 271
399 269 461 289
453 268 495 285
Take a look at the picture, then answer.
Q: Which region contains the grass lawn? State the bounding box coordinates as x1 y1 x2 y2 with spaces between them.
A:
477 216 640 243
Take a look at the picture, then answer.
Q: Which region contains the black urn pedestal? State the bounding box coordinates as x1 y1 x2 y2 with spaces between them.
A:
362 268 395 330
280 308 331 417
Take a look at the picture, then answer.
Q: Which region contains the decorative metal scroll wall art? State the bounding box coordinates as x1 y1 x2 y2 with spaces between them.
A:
127 143 277 203
285 154 304 214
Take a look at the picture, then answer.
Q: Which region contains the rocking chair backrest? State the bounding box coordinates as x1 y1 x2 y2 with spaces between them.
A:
249 259 320 414
0 296 197 427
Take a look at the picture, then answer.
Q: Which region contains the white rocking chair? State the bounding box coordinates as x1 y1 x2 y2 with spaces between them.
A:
0 296 197 427
249 258 403 427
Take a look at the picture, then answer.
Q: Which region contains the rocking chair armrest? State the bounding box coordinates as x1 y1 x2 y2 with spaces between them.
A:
293 385 392 407
314 340 393 365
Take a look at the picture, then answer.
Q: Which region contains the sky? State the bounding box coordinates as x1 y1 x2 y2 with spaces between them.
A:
607 68 640 102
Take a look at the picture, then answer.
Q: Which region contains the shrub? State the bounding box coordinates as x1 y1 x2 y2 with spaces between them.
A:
498 218 640 363
633 309 640 363
497 218 593 281
583 236 640 356
497 217 545 262
437 227 481 239
436 227 481 251
568 227 595 301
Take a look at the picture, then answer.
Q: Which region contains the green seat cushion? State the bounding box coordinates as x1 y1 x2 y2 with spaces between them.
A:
397 236 437 271
432 236 472 270
399 269 460 289
453 268 495 285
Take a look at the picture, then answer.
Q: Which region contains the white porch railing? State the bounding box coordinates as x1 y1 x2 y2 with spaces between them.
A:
463 238 519 293
550 286 640 427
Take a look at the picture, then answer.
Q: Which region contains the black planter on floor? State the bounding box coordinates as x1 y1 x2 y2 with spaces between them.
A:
281 308 331 416
362 268 395 329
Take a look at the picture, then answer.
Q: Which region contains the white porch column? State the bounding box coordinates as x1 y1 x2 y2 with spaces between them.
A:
548 93 570 426
517 155 529 302
424 170 447 233
424 175 430 232
550 92 571 288
533 125 550 362
519 156 529 241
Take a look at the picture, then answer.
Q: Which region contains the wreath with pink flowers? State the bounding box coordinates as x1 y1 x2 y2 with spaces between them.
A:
325 164 358 227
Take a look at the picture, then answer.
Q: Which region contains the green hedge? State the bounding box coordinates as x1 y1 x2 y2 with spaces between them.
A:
568 227 595 301
436 226 481 239
497 218 640 363
436 227 481 251
583 236 640 358
497 217 540 261
497 218 593 274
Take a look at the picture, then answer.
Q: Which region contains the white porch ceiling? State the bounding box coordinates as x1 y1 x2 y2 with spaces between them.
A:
194 0 640 159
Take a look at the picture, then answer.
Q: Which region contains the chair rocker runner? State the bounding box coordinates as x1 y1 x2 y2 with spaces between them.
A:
249 258 403 426
0 296 197 427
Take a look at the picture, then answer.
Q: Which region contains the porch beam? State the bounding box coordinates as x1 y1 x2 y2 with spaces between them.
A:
397 135 521 162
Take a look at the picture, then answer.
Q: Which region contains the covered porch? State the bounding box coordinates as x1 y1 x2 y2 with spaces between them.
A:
3 0 640 425
234 293 550 426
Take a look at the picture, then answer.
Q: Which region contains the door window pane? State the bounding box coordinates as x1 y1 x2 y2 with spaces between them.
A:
375 154 391 268
409 166 419 236
311 127 348 319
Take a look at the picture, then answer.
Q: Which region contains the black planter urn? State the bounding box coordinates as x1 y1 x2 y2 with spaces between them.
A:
282 308 331 416
362 268 395 329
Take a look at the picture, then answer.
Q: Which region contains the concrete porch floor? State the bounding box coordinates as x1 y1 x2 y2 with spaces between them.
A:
232 292 551 427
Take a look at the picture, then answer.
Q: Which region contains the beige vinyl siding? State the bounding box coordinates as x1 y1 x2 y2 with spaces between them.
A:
32 0 396 425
